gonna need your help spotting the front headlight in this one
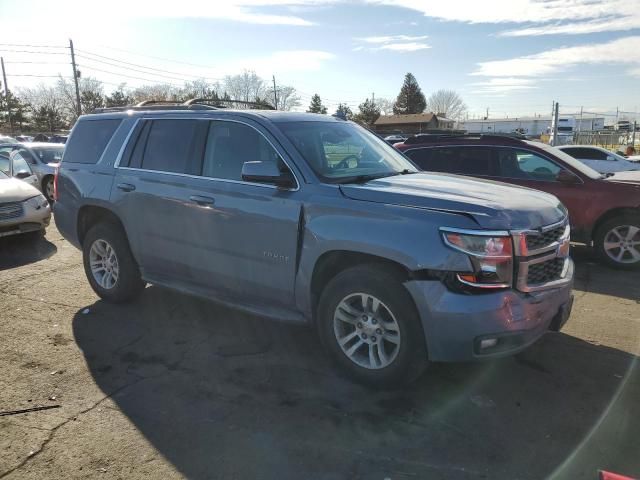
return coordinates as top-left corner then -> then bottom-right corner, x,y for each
24,194 -> 49,210
441,228 -> 514,289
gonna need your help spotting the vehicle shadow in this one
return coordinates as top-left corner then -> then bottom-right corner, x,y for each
0,232 -> 57,270
73,286 -> 639,480
571,245 -> 640,302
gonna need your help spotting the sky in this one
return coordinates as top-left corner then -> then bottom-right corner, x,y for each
1,0 -> 639,120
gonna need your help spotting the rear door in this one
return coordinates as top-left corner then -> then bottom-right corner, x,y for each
111,118 -> 209,281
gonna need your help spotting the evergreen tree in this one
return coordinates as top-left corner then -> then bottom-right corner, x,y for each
307,94 -> 327,114
334,103 -> 353,120
393,73 -> 426,115
354,98 -> 380,125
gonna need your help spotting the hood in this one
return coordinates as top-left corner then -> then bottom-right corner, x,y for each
339,173 -> 566,230
0,177 -> 42,202
606,170 -> 640,185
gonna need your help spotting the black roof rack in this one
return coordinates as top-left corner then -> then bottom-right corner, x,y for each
402,132 -> 526,145
92,97 -> 275,114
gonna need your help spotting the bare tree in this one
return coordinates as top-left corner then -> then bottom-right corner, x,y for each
375,98 -> 394,116
265,85 -> 301,111
223,70 -> 266,103
19,83 -> 67,131
426,89 -> 468,121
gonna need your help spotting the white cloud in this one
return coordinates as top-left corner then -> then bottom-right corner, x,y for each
353,34 -> 430,53
471,77 -> 538,94
379,42 -> 431,51
357,34 -> 429,44
472,36 -> 640,78
367,0 -> 640,36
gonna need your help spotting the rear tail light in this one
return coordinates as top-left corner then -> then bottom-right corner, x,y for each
53,167 -> 59,201
441,229 -> 514,289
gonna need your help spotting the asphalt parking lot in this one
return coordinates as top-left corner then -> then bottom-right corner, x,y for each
0,222 -> 639,480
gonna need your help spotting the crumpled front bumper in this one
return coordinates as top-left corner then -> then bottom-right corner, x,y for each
404,259 -> 574,362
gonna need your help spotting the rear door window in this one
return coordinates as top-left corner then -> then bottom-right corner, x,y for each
406,148 -> 458,173
11,151 -> 33,175
63,119 -> 121,164
139,120 -> 207,175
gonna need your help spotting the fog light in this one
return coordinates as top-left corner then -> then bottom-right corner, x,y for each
480,338 -> 498,349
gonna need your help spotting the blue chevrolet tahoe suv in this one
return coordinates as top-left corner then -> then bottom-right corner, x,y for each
54,102 -> 574,387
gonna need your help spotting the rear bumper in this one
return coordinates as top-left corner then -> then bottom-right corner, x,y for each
405,260 -> 574,362
52,200 -> 81,248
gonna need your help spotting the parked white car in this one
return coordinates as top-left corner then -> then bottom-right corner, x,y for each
557,145 -> 640,174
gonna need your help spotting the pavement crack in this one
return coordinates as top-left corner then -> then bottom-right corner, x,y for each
0,377 -> 146,479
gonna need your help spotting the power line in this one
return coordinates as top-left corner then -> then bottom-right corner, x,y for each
4,61 -> 69,65
93,44 -> 226,70
0,49 -> 68,55
0,43 -> 67,49
7,74 -> 72,78
78,64 -> 185,87
76,55 -> 209,83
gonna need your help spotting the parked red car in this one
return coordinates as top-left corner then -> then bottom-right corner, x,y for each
395,134 -> 640,269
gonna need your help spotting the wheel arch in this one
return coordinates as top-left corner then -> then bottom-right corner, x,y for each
309,250 -> 412,320
591,207 -> 640,241
77,204 -> 126,247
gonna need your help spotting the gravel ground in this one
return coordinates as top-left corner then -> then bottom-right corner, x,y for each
0,222 -> 638,480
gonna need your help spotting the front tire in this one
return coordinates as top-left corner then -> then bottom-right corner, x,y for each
82,222 -> 145,303
594,215 -> 640,269
316,264 -> 428,388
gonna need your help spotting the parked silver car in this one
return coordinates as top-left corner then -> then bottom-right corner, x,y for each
0,170 -> 51,238
0,143 -> 64,202
0,148 -> 40,190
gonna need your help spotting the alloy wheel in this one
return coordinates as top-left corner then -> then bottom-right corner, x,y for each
603,225 -> 640,264
89,239 -> 119,289
333,293 -> 401,370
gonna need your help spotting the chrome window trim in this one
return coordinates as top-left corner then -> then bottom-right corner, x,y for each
113,116 -> 300,191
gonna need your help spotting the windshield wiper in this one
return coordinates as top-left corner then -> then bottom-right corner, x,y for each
332,173 -> 391,184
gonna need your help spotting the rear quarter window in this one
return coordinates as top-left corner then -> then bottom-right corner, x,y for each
63,119 -> 121,164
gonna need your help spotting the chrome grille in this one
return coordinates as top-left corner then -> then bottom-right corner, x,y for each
527,258 -> 566,285
0,202 -> 23,221
525,224 -> 566,251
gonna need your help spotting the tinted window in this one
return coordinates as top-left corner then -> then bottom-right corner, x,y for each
141,120 -> 206,175
497,149 -> 561,181
562,147 -> 607,160
64,119 -> 121,164
456,148 -> 495,176
202,121 -> 281,181
407,148 -> 455,173
0,157 -> 9,175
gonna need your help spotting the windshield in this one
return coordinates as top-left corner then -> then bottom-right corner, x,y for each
526,141 -> 603,180
277,121 -> 417,183
31,146 -> 64,163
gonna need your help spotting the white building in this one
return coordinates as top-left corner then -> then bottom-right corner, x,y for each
461,116 -> 605,136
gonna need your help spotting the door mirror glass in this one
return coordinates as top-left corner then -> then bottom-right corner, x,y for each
241,161 -> 295,189
556,169 -> 581,184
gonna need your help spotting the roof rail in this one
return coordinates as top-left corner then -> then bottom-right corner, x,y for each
184,98 -> 276,110
402,132 -> 526,145
136,100 -> 183,107
91,104 -> 217,114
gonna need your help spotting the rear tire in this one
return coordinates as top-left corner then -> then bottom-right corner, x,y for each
43,176 -> 55,204
594,215 -> 640,269
82,222 -> 145,303
316,264 -> 428,388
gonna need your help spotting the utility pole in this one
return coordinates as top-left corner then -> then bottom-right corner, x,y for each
485,107 -> 489,120
69,39 -> 82,117
1,57 -> 13,134
578,106 -> 583,136
551,101 -> 560,146
372,91 -> 375,105
272,75 -> 278,110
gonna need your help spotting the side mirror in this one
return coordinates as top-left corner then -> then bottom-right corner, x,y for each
241,161 -> 295,189
15,170 -> 31,179
556,169 -> 580,184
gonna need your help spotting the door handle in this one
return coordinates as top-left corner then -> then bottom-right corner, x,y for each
117,183 -> 136,192
189,195 -> 215,206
